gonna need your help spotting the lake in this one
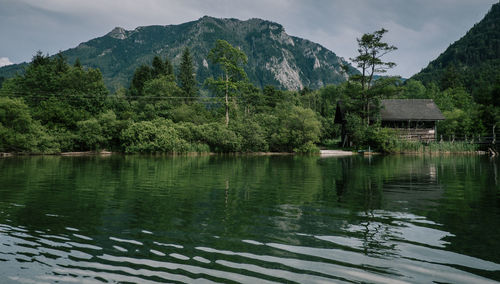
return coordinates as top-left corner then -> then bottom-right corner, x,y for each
1,155 -> 499,283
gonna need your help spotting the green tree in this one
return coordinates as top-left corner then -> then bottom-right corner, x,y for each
73,58 -> 82,69
1,52 -> 108,129
165,57 -> 174,76
130,65 -> 153,96
440,64 -> 463,90
401,80 -> 428,99
178,48 -> 197,102
270,105 -> 321,152
350,29 -> 397,124
152,56 -> 167,77
142,75 -> 180,98
0,97 -> 58,153
206,40 -> 248,126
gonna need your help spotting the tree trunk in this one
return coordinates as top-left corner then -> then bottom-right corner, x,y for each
225,73 -> 229,126
361,62 -> 368,126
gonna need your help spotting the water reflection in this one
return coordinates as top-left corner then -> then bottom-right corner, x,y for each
0,155 -> 499,283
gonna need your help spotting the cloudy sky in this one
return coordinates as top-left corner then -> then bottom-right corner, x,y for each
0,0 -> 497,77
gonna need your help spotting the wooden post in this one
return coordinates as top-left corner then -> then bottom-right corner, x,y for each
493,125 -> 497,144
434,121 -> 438,141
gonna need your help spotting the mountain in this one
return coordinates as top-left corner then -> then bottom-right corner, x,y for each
412,2 -> 500,98
0,16 -> 354,92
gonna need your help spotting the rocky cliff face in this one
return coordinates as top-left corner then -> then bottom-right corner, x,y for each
0,16 -> 354,91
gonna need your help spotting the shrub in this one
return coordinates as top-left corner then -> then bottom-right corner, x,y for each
77,118 -> 105,150
367,128 -> 399,153
230,119 -> 269,152
344,113 -> 368,148
270,105 -> 321,152
194,123 -> 242,152
294,141 -> 320,153
120,118 -> 190,153
0,97 -> 59,153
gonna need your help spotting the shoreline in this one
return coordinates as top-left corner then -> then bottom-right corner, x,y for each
1,149 -> 489,157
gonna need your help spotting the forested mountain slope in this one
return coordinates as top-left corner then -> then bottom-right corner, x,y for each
0,16 -> 354,91
412,2 -> 500,107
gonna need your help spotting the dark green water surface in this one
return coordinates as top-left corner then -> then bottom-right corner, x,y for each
1,155 -> 499,283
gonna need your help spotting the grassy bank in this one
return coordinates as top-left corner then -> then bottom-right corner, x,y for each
391,141 -> 480,154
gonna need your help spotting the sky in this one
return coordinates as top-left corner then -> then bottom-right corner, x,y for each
0,0 -> 497,78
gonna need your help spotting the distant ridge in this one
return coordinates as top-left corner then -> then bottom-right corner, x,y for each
0,16 -> 356,91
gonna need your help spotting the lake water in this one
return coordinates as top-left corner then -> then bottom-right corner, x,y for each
0,155 -> 499,283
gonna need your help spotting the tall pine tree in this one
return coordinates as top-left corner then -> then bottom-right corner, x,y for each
350,28 -> 397,124
152,56 -> 167,77
165,57 -> 174,77
178,47 -> 197,102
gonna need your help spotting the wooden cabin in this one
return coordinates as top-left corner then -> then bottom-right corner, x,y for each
335,99 -> 445,145
379,99 -> 445,141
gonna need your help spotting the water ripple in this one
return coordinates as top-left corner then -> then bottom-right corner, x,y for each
1,156 -> 499,283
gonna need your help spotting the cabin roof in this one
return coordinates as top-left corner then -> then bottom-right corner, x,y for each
380,99 -> 445,121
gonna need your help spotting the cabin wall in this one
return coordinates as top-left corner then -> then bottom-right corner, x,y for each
381,121 -> 437,142
390,127 -> 436,141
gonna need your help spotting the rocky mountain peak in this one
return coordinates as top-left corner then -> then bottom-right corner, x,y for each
107,27 -> 128,40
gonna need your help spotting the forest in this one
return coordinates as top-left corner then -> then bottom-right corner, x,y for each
0,33 -> 498,154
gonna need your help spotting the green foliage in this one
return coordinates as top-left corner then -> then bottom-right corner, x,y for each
2,52 -> 108,134
208,40 -> 248,81
269,105 -> 321,152
428,87 -> 485,137
120,118 -> 190,153
130,65 -> 153,96
170,103 -> 209,124
438,109 -> 483,138
4,52 -> 107,112
152,56 -> 167,77
230,118 -> 269,152
350,29 -> 397,84
195,123 -> 242,152
142,75 -> 179,96
178,48 -> 197,100
76,110 -> 125,151
319,116 -> 340,142
0,97 -> 58,153
412,3 -> 500,131
3,22 -> 495,155
293,141 -> 320,154
343,113 -> 366,147
206,39 -> 248,125
400,80 -> 428,99
431,87 -> 474,112
413,3 -> 500,89
33,97 -> 86,130
349,28 -> 397,125
77,118 -> 106,150
390,140 -> 478,153
427,141 -> 479,153
366,128 -> 399,153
